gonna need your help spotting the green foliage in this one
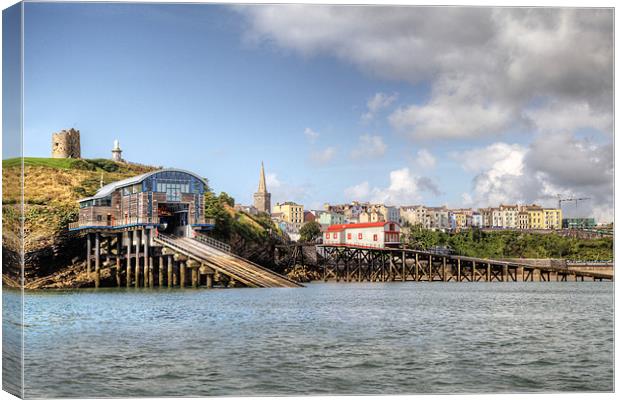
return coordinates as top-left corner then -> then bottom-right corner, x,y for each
204,191 -> 233,240
403,227 -> 613,261
299,221 -> 322,242
85,158 -> 120,172
218,192 -> 235,207
3,157 -> 79,169
3,157 -> 122,172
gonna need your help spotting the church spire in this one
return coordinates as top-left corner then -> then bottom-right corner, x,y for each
258,161 -> 267,193
253,161 -> 271,214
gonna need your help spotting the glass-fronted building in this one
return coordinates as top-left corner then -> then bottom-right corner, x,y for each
73,168 -> 213,235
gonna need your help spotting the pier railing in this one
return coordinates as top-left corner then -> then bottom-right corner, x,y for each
193,232 -> 232,253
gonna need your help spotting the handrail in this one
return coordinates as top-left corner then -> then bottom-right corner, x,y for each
193,232 -> 232,253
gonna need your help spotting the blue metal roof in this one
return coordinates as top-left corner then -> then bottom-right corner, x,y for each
78,168 -> 209,203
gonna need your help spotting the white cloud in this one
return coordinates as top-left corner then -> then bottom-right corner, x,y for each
239,7 -> 612,140
458,143 -> 526,174
344,167 -> 440,205
461,192 -> 473,205
266,173 -> 281,188
524,100 -> 613,135
389,76 -> 515,139
344,181 -> 370,199
304,127 -> 320,142
362,92 -> 398,122
310,146 -> 336,165
458,136 -> 613,221
350,134 -> 387,159
266,173 -> 311,203
414,148 -> 436,169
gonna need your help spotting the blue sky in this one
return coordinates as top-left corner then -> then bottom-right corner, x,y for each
19,3 -> 613,220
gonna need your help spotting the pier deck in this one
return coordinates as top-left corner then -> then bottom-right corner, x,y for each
318,245 -> 613,282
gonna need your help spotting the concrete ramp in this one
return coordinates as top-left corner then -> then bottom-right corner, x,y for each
153,234 -> 302,288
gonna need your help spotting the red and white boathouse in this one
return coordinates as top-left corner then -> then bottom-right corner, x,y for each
323,221 -> 401,248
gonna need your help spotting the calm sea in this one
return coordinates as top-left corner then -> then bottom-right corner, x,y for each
5,282 -> 614,397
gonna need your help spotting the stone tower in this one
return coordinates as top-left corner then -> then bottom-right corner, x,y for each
253,161 -> 271,214
111,139 -> 123,162
51,128 -> 81,158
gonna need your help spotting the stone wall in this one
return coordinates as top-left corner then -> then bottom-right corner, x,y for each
51,128 -> 81,158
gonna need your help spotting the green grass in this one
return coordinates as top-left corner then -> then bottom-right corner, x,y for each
3,157 -> 128,172
3,157 -> 80,169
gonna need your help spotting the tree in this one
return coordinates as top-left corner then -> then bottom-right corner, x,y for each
218,192 -> 235,207
299,221 -> 322,242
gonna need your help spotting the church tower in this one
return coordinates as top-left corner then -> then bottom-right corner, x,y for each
253,161 -> 271,214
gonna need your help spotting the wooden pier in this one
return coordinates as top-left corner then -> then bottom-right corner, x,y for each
319,245 -> 613,282
83,228 -> 301,289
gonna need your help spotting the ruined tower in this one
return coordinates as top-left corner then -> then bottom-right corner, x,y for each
253,161 -> 271,214
51,128 -> 81,158
111,139 -> 123,162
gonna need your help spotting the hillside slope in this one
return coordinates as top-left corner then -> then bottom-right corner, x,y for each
2,157 -> 289,288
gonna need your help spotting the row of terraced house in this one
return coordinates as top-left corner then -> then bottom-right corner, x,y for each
319,202 -> 563,232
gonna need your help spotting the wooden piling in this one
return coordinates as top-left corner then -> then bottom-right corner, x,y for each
135,230 -> 141,288
94,233 -> 100,288
487,263 -> 491,282
502,264 -> 508,282
86,233 -> 92,279
472,261 -> 476,282
149,256 -> 154,288
414,253 -> 419,281
442,257 -> 447,282
457,259 -> 461,282
180,262 -> 186,288
126,231 -> 132,287
158,256 -> 164,287
115,233 -> 122,287
192,268 -> 198,288
143,229 -> 149,288
168,256 -> 173,287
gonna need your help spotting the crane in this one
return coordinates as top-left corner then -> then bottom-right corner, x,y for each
557,195 -> 591,210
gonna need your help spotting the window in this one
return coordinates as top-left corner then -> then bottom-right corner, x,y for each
334,233 -> 338,239
347,233 -> 351,240
326,233 -> 330,239
373,234 -> 378,241
96,215 -> 102,222
358,233 -> 363,240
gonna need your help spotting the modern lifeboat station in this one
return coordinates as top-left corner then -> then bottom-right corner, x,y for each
70,168 -> 301,289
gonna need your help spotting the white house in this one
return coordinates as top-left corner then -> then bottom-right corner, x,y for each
323,221 -> 401,248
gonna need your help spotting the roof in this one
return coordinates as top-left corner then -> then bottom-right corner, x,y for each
326,221 -> 400,232
79,168 -> 209,202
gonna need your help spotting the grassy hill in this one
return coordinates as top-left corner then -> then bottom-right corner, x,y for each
3,158 -> 158,252
2,157 -> 284,272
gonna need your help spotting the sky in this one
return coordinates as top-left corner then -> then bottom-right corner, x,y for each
18,3 -> 613,221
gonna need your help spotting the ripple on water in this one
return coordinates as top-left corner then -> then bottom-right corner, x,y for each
13,281 -> 614,397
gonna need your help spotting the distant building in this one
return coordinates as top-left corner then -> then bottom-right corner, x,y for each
52,128 -> 81,159
253,162 -> 271,214
471,212 -> 483,227
323,221 -> 401,249
359,210 -> 384,223
304,211 -> 316,223
400,205 -> 429,228
111,139 -> 123,162
518,211 -> 529,229
235,204 -> 258,215
273,201 -> 304,227
563,218 -> 596,229
319,211 -> 345,226
427,206 -> 450,230
543,208 -> 562,229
